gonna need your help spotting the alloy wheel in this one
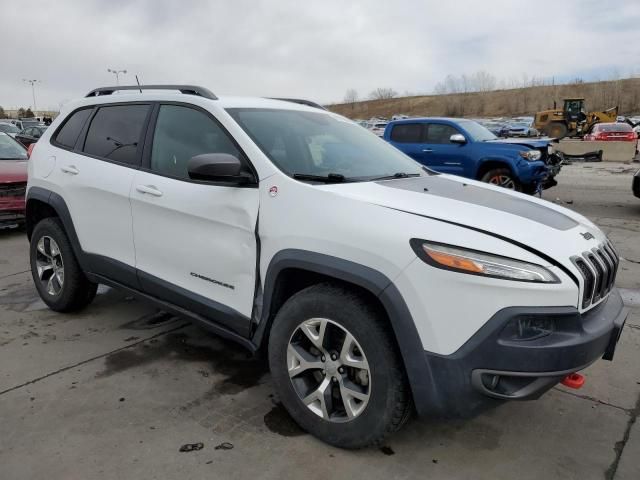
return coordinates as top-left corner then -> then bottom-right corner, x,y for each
35,236 -> 65,296
489,174 -> 516,189
287,318 -> 371,422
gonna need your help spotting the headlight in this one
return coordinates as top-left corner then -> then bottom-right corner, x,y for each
410,240 -> 559,283
519,150 -> 542,161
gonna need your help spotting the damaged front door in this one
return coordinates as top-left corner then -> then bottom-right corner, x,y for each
130,103 -> 259,333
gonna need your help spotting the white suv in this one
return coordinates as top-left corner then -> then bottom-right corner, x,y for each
26,85 -> 628,448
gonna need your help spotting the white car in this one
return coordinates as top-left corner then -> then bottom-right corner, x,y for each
0,122 -> 21,138
368,121 -> 388,136
26,85 -> 628,448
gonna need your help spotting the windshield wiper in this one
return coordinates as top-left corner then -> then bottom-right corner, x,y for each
292,173 -> 349,183
371,172 -> 421,181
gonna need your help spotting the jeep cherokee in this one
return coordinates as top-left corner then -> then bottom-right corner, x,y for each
26,85 -> 628,448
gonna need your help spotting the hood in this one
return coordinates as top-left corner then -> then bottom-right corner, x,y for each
321,174 -> 605,271
0,160 -> 28,183
488,138 -> 550,149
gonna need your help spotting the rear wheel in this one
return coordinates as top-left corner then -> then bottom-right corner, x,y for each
481,168 -> 521,191
268,284 -> 412,448
544,122 -> 568,139
30,218 -> 97,312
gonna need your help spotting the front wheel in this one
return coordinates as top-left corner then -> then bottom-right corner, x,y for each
268,284 -> 412,448
480,168 -> 522,191
544,122 -> 568,139
30,218 -> 97,312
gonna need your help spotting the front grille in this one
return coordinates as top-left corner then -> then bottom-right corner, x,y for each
0,182 -> 27,198
572,242 -> 619,309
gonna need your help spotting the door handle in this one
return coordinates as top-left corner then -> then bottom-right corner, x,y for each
422,149 -> 433,153
61,165 -> 79,175
136,185 -> 163,197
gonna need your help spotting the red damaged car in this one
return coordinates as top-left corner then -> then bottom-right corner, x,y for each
584,122 -> 637,142
0,133 -> 28,227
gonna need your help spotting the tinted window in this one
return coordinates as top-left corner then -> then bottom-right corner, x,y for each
425,124 -> 460,144
597,123 -> 632,132
55,108 -> 93,148
390,123 -> 423,143
83,105 -> 149,164
150,105 -> 242,180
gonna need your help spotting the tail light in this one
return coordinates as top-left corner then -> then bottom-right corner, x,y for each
27,143 -> 35,158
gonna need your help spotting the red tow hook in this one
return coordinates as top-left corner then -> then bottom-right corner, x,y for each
561,373 -> 585,389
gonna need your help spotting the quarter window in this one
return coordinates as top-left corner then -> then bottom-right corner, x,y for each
55,108 -> 93,149
424,124 -> 460,144
390,123 -> 423,143
150,105 -> 242,180
83,105 -> 149,165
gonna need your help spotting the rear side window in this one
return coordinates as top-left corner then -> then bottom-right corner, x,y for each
150,105 -> 242,180
54,108 -> 93,148
390,123 -> 423,143
424,124 -> 460,144
83,105 -> 150,165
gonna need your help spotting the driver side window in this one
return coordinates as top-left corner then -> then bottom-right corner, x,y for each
425,124 -> 460,144
150,105 -> 242,180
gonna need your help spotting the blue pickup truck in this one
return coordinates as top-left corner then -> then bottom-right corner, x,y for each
383,117 -> 562,193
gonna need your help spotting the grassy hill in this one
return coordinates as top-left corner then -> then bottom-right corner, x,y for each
328,78 -> 640,120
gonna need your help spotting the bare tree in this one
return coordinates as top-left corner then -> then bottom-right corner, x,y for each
368,88 -> 398,100
433,82 -> 447,95
474,71 -> 496,92
343,88 -> 359,104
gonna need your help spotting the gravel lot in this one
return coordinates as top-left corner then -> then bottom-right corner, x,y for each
1,162 -> 639,480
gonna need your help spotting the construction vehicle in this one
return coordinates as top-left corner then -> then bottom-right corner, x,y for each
534,98 -> 618,139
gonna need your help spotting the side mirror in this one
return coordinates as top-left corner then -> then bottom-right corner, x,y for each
450,133 -> 466,144
187,153 -> 252,184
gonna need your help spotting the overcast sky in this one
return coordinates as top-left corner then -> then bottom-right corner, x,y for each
2,0 -> 639,111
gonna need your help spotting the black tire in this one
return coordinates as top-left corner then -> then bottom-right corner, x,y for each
480,168 -> 522,192
544,122 -> 568,139
30,217 -> 97,312
268,283 -> 412,449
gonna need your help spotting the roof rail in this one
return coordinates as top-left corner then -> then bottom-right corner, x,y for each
268,98 -> 327,110
85,85 -> 217,100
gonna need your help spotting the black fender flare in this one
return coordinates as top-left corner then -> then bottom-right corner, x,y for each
26,186 -> 88,271
253,249 -> 443,415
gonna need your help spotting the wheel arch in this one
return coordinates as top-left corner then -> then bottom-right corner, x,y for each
254,249 -> 443,415
26,187 -> 86,269
476,159 -> 515,181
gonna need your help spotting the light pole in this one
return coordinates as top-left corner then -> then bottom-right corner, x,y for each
22,79 -> 40,113
107,68 -> 127,85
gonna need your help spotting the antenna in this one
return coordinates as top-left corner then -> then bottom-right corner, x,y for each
135,75 -> 142,93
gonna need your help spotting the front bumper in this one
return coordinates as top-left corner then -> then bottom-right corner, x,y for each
418,289 -> 628,417
517,159 -> 548,185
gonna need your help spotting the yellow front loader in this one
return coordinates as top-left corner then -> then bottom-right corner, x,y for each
534,98 -> 618,139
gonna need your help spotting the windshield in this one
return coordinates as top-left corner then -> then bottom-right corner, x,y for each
459,120 -> 497,142
226,108 -> 424,181
0,134 -> 27,160
0,123 -> 20,134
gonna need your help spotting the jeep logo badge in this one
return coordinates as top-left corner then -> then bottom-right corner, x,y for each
581,232 -> 595,240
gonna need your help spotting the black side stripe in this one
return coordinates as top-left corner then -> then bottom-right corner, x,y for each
380,205 -> 579,287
